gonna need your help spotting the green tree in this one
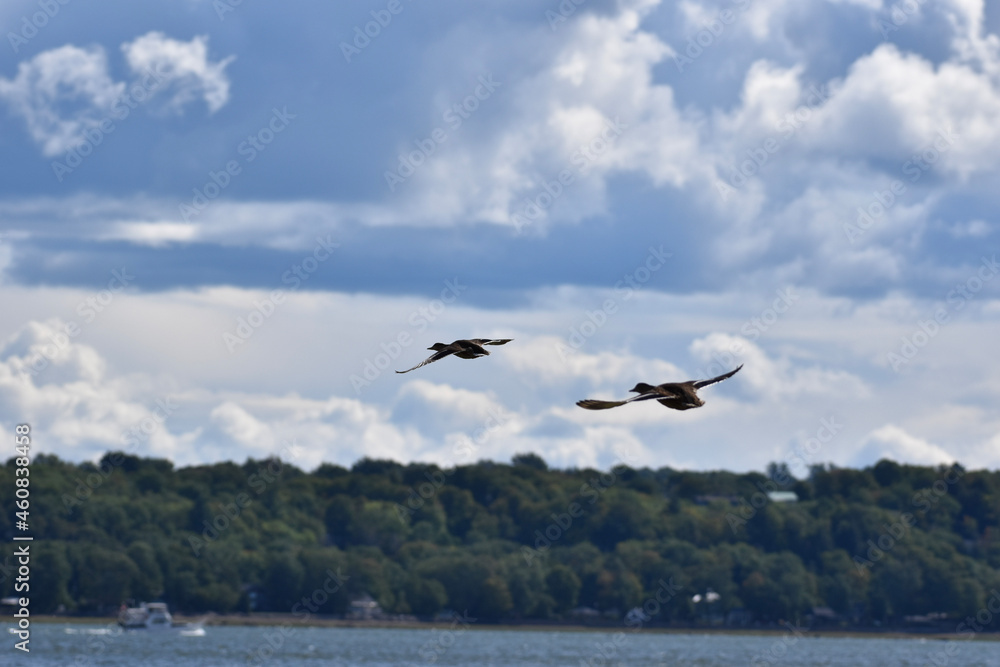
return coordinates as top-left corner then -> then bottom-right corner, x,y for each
33,543 -> 72,612
546,564 -> 581,613
262,553 -> 305,611
404,577 -> 448,616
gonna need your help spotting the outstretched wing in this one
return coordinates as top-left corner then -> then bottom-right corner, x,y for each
472,338 -> 513,346
693,364 -> 743,389
396,349 -> 454,374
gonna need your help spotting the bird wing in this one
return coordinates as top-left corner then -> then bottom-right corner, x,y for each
395,348 -> 455,374
693,364 -> 743,389
472,338 -> 513,346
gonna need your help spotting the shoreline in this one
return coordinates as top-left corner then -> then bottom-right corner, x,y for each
17,614 -> 1000,641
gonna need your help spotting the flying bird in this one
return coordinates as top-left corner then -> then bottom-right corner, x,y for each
396,339 -> 513,374
576,364 -> 743,411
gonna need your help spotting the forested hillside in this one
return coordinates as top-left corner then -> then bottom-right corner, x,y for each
2,452 -> 998,629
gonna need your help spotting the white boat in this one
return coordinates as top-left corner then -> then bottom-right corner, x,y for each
119,602 -> 174,629
117,602 -> 207,635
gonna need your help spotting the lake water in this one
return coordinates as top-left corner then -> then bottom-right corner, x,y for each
6,622 -> 999,666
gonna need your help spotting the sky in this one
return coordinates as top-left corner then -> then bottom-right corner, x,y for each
1,0 -> 998,475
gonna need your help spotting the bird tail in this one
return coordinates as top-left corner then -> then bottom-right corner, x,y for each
576,399 -> 628,410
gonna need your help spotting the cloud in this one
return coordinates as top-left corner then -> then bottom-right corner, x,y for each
392,379 -> 507,434
508,336 -> 685,387
0,317 -> 411,469
689,332 -> 871,399
1,273 -> 999,473
209,401 -> 274,450
121,32 -> 235,114
805,43 -> 1000,176
0,33 -> 234,157
0,319 -> 150,456
2,1 -> 1000,477
375,0 -> 704,231
0,45 -> 125,156
853,423 -> 955,466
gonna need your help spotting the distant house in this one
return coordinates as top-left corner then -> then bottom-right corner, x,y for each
569,606 -> 600,619
904,612 -> 948,625
808,606 -> 840,625
347,594 -> 383,620
766,491 -> 798,503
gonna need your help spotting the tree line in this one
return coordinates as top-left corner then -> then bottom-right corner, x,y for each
1,451 -> 998,629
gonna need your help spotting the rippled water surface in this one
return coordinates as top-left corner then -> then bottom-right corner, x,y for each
8,623 -> 1000,666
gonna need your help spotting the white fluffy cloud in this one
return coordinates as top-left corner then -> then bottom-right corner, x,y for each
803,43 -> 1000,175
122,32 -> 235,114
0,45 -> 124,156
377,0 -> 706,231
853,424 -> 955,466
0,32 -> 233,156
507,336 -> 685,388
2,280 -> 996,473
689,332 -> 871,400
1,1 -> 999,477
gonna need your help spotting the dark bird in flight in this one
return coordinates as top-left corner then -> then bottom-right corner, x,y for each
396,339 -> 513,374
576,364 -> 743,411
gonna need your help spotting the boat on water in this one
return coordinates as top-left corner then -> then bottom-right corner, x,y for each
119,602 -> 173,629
118,602 -> 205,634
